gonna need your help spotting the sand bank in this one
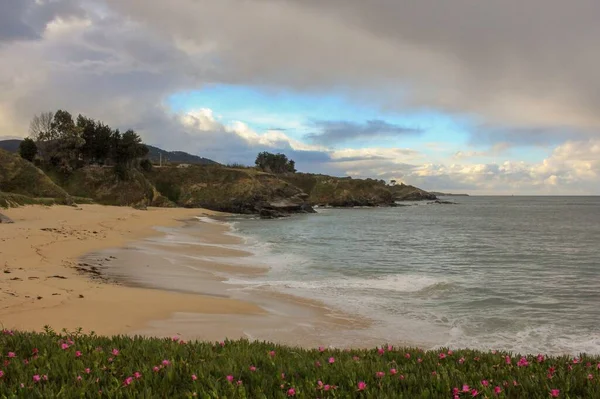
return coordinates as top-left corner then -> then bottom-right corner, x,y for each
0,205 -> 263,335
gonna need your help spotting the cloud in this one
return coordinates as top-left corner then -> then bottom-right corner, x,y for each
305,120 -> 423,145
0,0 -> 599,194
106,0 -> 600,132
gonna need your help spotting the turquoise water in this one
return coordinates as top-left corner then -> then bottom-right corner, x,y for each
225,196 -> 600,355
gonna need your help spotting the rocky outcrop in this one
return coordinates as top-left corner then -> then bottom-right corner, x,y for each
144,166 -> 314,217
279,173 -> 395,207
0,213 -> 14,223
389,183 -> 437,201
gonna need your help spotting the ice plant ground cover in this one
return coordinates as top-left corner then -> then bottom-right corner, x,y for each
1,329 -> 600,398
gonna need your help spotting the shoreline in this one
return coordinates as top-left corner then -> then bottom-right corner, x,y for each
0,204 -> 370,347
0,205 -> 264,336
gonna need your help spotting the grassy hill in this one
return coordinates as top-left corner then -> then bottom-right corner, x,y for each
0,149 -> 72,207
279,173 -> 395,207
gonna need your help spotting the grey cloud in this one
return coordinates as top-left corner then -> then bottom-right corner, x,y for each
0,0 -> 85,42
470,125 -> 596,147
107,0 -> 600,132
305,120 -> 422,145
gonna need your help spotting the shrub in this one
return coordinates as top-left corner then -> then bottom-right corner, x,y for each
0,330 -> 598,398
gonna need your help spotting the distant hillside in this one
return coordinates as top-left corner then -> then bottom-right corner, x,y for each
430,191 -> 469,197
146,145 -> 218,165
0,140 -> 218,166
0,139 -> 22,153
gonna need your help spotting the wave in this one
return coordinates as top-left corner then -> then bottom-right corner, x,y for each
225,273 -> 450,294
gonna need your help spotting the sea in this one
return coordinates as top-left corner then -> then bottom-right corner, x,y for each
216,196 -> 600,355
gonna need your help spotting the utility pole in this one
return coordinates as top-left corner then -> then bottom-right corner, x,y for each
159,153 -> 162,167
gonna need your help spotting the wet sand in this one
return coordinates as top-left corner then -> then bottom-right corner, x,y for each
0,205 -> 263,336
0,205 -> 372,347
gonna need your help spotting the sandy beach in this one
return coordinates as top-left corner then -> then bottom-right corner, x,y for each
0,205 -> 264,336
0,204 -> 367,346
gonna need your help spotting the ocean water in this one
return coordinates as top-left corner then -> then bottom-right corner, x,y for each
222,196 -> 600,355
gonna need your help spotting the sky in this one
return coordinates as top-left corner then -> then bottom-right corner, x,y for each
0,0 -> 599,195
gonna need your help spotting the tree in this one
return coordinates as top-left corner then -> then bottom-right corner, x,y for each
19,138 -> 38,162
390,179 -> 397,186
29,112 -> 54,141
255,151 -> 296,173
51,110 -> 85,172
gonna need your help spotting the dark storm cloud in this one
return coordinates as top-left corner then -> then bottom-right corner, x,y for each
305,120 -> 423,145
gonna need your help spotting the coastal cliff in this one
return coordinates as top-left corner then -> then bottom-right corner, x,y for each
1,148 -> 438,216
279,173 -> 395,207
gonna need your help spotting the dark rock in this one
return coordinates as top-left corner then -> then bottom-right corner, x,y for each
0,213 -> 14,224
430,200 -> 457,205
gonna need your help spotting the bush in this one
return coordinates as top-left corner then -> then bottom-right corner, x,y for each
140,159 -> 153,172
0,330 -> 597,398
18,138 -> 38,162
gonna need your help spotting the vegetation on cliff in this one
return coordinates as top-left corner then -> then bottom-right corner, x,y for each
280,173 -> 395,207
0,149 -> 70,203
389,183 -> 437,201
0,329 -> 594,398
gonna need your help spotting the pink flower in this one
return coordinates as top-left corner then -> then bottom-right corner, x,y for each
32,348 -> 38,354
7,352 -> 15,358
357,381 -> 366,391
439,353 -> 446,360
269,350 -> 276,358
318,346 -> 325,352
551,389 -> 560,397
418,358 -> 423,363
376,371 -> 385,378
237,380 -> 242,386
76,376 -> 82,381
471,389 -> 479,397
588,374 -> 594,380
315,361 -> 321,367
134,372 -> 142,379
33,374 -> 41,382
162,359 -> 171,366
153,366 -> 160,372
43,375 -> 48,381
513,380 -> 518,386
505,356 -> 511,364
0,370 -> 3,378
432,370 -> 437,376
219,341 -> 225,347
459,357 -> 465,364
287,388 -> 296,396
108,357 -> 113,363
353,356 -> 360,361
192,374 -> 198,381
226,375 -> 234,382
448,350 -> 453,355
405,353 -> 411,359
482,380 -> 489,387
494,386 -> 502,395
453,388 -> 460,395
537,354 -> 545,363
123,377 -> 133,386
399,374 -> 405,380
517,357 -> 529,367
172,336 -> 180,342
75,351 -> 82,358
390,368 -> 398,375
388,345 -> 393,351
573,358 -> 580,364
317,381 -> 324,388
462,385 -> 470,392
23,359 -> 28,365
85,368 -> 91,374
378,348 -> 385,355
250,366 -> 257,372
328,357 -> 335,364
61,343 -> 69,350
324,384 -> 330,391
281,373 -> 286,379
111,349 -> 119,356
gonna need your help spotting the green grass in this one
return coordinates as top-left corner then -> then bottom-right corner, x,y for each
0,329 -> 595,398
